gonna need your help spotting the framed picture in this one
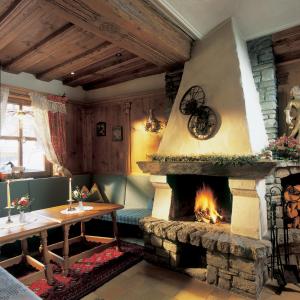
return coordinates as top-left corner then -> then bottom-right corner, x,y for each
96,122 -> 106,136
112,126 -> 123,142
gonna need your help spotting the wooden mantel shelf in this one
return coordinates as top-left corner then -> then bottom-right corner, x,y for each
137,160 -> 278,179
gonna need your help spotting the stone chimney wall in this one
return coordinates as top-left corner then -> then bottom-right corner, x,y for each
247,36 -> 278,141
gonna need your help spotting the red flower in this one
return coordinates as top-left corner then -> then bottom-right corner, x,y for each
19,198 -> 29,206
82,193 -> 87,199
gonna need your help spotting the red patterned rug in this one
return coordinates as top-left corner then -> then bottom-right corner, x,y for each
29,241 -> 143,300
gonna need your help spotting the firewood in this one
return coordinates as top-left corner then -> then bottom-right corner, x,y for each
287,203 -> 298,219
284,185 -> 300,202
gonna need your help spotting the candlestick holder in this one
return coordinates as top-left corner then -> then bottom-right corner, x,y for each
5,206 -> 13,224
67,199 -> 76,211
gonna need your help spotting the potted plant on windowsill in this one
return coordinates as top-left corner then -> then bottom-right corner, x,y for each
12,195 -> 31,223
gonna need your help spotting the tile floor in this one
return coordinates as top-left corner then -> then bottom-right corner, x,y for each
82,260 -> 300,300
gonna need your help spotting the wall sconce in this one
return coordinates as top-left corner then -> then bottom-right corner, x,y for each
145,109 -> 163,133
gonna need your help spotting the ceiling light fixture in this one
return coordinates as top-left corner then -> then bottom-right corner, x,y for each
70,72 -> 75,75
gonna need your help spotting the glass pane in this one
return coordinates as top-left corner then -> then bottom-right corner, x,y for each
23,140 -> 45,172
22,105 -> 35,138
0,140 -> 19,172
1,103 -> 19,137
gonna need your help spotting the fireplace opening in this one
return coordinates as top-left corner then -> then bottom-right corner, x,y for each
178,244 -> 207,268
167,175 -> 232,222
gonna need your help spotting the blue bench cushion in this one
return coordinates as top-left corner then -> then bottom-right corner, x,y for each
124,175 -> 154,209
101,208 -> 152,225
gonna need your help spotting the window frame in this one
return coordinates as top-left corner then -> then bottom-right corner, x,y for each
0,97 -> 52,178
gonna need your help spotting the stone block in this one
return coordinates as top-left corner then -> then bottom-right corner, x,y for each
163,240 -> 181,253
177,226 -> 197,243
166,224 -> 185,241
240,272 -> 257,281
190,230 -> 206,246
218,277 -> 231,290
290,167 -> 300,174
156,248 -> 170,258
275,168 -> 290,178
202,232 -> 221,251
157,255 -> 170,266
230,257 -> 256,275
216,233 -> 231,254
144,233 -> 151,244
264,118 -> 277,128
261,68 -> 275,81
184,268 -> 206,281
151,235 -> 163,248
207,252 -> 229,270
261,101 -> 277,110
218,269 -> 232,280
232,277 -> 258,295
170,252 -> 180,268
153,221 -> 175,238
207,265 -> 218,284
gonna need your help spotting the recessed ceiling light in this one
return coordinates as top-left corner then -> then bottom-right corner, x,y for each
116,52 -> 122,57
70,72 -> 75,75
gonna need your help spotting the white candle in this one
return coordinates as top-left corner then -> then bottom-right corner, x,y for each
7,180 -> 11,208
69,178 -> 72,200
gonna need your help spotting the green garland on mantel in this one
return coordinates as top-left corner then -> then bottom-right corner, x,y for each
148,154 -> 260,166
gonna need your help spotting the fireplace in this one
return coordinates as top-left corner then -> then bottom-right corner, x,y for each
167,175 -> 232,223
138,19 -> 275,298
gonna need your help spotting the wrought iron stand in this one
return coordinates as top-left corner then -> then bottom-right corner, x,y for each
266,186 -> 300,294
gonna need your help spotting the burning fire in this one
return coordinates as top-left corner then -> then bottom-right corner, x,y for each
194,184 -> 223,224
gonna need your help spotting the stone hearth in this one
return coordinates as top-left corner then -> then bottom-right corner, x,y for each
140,217 -> 270,298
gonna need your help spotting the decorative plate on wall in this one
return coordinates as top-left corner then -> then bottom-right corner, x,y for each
179,85 -> 205,115
188,106 -> 218,140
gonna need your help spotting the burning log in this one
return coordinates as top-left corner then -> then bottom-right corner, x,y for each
283,185 -> 300,228
194,184 -> 223,224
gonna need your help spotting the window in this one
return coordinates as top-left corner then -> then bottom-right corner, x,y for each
0,101 -> 48,175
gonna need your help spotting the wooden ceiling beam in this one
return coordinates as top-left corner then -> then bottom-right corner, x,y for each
83,64 -> 163,90
42,0 -> 191,68
66,56 -> 142,87
63,52 -> 137,86
36,42 -> 119,81
3,23 -> 81,73
0,0 -> 46,52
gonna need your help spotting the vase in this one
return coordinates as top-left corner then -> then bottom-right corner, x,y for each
78,201 -> 84,211
19,211 -> 26,223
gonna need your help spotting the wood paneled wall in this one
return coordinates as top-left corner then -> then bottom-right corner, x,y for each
85,89 -> 168,175
65,102 -> 84,174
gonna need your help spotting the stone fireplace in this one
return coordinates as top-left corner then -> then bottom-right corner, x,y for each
137,19 -> 277,298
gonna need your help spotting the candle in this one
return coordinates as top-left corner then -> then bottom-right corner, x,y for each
7,180 -> 11,208
69,178 -> 72,200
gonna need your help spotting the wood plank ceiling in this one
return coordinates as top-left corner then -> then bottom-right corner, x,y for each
273,25 -> 300,66
0,0 -> 192,90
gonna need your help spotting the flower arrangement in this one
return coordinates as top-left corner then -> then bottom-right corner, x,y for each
12,194 -> 30,211
72,186 -> 90,201
267,135 -> 300,160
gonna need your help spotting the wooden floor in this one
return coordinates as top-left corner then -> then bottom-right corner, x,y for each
82,260 -> 300,300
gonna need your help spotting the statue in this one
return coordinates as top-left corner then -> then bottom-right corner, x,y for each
284,86 -> 300,142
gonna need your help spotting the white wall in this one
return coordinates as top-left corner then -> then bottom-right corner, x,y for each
86,73 -> 165,101
158,19 -> 267,156
1,71 -> 86,101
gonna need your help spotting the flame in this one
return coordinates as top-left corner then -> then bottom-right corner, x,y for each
194,184 -> 222,224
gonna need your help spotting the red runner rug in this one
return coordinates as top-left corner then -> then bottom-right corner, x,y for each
29,242 -> 143,300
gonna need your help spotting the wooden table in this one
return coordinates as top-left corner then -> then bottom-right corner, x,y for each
0,212 -> 58,285
33,202 -> 123,275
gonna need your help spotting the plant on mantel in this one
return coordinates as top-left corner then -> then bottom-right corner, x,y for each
147,154 -> 261,166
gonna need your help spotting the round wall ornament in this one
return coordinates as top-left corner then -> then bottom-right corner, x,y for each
188,106 -> 218,140
179,85 -> 205,115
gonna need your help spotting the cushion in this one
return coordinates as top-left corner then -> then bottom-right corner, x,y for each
124,175 -> 154,209
101,208 -> 152,225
